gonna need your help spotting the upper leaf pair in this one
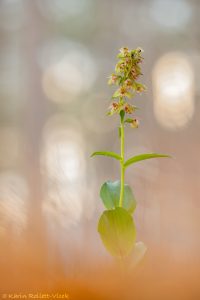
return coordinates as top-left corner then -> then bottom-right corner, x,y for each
91,151 -> 171,168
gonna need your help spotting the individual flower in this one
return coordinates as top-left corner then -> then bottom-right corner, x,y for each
130,67 -> 140,80
136,47 -> 144,53
110,102 -> 119,110
119,86 -> 128,97
115,61 -> 126,73
124,103 -> 134,114
124,57 -> 132,66
108,101 -> 123,116
131,48 -> 144,63
124,117 -> 139,128
112,86 -> 131,98
118,47 -> 130,57
135,83 -> 146,93
124,79 -> 133,89
108,73 -> 118,85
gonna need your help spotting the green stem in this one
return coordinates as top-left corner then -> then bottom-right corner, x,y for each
119,116 -> 125,207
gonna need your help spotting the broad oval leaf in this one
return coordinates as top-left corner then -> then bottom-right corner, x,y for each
98,207 -> 136,258
91,151 -> 121,161
124,153 -> 171,168
100,180 -> 136,214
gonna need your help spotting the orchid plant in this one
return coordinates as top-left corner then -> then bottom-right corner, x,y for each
91,47 -> 170,260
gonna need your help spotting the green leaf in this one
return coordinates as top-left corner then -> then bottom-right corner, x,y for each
124,153 -> 171,168
112,90 -> 120,98
98,207 -> 136,258
125,92 -> 134,98
117,53 -> 125,59
100,181 -> 136,214
124,118 -> 133,123
91,151 -> 122,161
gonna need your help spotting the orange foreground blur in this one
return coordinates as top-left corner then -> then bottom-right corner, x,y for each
1,231 -> 200,300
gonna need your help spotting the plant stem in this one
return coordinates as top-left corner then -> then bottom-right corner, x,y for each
119,117 -> 125,207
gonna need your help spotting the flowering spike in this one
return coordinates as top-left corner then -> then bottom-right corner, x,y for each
107,47 -> 145,125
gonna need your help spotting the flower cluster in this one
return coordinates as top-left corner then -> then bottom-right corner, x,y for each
107,47 -> 146,128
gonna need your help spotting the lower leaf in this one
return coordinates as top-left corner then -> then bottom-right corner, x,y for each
98,207 -> 136,258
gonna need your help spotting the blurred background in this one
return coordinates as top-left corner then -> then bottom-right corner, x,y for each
0,0 -> 200,298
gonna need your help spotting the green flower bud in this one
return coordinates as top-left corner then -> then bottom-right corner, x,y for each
130,119 -> 139,128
